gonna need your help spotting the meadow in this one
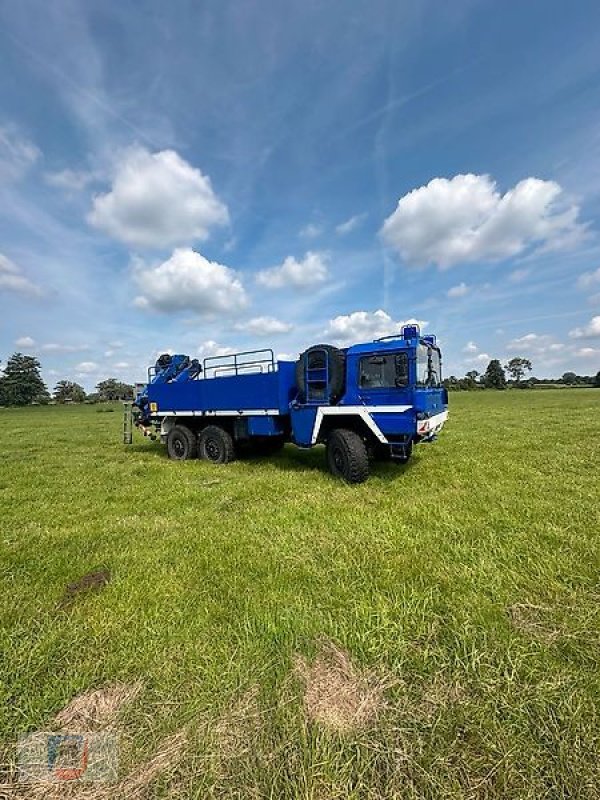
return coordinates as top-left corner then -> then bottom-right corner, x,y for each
1,389 -> 599,799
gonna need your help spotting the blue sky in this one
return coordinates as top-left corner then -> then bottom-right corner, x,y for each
1,0 -> 600,390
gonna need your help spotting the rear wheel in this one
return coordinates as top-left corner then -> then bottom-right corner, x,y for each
166,425 -> 197,460
326,429 -> 369,484
198,425 -> 236,464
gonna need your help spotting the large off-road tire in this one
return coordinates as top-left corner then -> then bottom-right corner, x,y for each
167,425 -> 197,460
198,425 -> 236,464
295,344 -> 346,404
326,429 -> 369,484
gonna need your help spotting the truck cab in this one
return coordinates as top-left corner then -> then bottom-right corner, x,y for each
289,325 -> 448,476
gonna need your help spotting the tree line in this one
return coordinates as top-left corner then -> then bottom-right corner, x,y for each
0,352 -> 134,406
445,357 -> 600,391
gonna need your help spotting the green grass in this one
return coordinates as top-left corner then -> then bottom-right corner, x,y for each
1,390 -> 599,798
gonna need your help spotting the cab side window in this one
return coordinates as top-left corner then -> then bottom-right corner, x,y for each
359,353 -> 408,388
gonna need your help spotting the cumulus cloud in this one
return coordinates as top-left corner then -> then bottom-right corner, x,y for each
0,124 -> 40,180
447,282 -> 469,298
569,316 -> 600,339
463,341 -> 478,353
133,248 -> 247,315
325,309 -> 427,346
75,361 -> 99,374
15,336 -> 36,348
506,333 -> 557,354
380,173 -> 585,268
335,214 -> 366,235
197,340 -> 236,359
577,268 -> 600,289
256,251 -> 329,289
0,254 -> 42,296
235,316 -> 292,335
88,148 -> 229,248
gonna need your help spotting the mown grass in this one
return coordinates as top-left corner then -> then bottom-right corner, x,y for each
1,390 -> 599,798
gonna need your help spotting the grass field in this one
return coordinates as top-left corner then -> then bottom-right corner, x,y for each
1,390 -> 599,799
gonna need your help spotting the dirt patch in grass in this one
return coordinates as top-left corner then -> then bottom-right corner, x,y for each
119,729 -> 188,798
507,603 -> 562,643
213,686 -> 261,763
60,569 -> 111,607
4,679 -> 188,800
53,681 -> 142,732
294,639 -> 394,734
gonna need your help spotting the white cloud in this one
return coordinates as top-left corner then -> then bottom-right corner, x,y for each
75,361 -> 99,373
506,333 -> 555,354
235,316 -> 292,336
256,251 -> 329,289
41,343 -> 89,353
88,147 -> 229,248
463,341 -> 478,353
577,268 -> 600,290
197,340 -> 235,359
0,253 -> 42,296
299,223 -> 322,239
335,214 -> 366,235
0,124 -> 40,180
45,168 -> 98,191
574,347 -> 600,358
133,248 -> 247,315
113,361 -> 130,369
15,336 -> 36,348
569,316 -> 600,339
469,352 -> 491,364
325,309 -> 427,346
380,173 -> 585,268
447,282 -> 469,298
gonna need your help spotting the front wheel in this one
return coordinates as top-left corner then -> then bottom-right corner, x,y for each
326,429 -> 369,484
198,425 -> 236,464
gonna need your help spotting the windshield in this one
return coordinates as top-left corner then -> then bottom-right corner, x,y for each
359,352 -> 409,389
417,344 -> 442,387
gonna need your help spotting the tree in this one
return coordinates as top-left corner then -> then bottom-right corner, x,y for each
562,371 -> 578,385
53,380 -> 86,403
0,353 -> 49,406
465,370 -> 480,389
594,371 -> 600,388
96,378 -> 134,401
484,359 -> 507,389
505,357 -> 532,384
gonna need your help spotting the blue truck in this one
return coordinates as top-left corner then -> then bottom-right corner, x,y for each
126,324 -> 448,483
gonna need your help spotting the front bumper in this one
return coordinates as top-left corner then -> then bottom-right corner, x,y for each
417,410 -> 448,438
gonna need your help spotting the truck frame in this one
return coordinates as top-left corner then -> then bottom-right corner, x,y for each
125,324 -> 448,483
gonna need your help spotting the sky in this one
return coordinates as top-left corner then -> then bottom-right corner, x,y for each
1,0 -> 600,390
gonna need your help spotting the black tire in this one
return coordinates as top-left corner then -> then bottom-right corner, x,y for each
295,344 -> 346,404
326,429 -> 369,484
167,425 -> 197,460
198,425 -> 236,464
